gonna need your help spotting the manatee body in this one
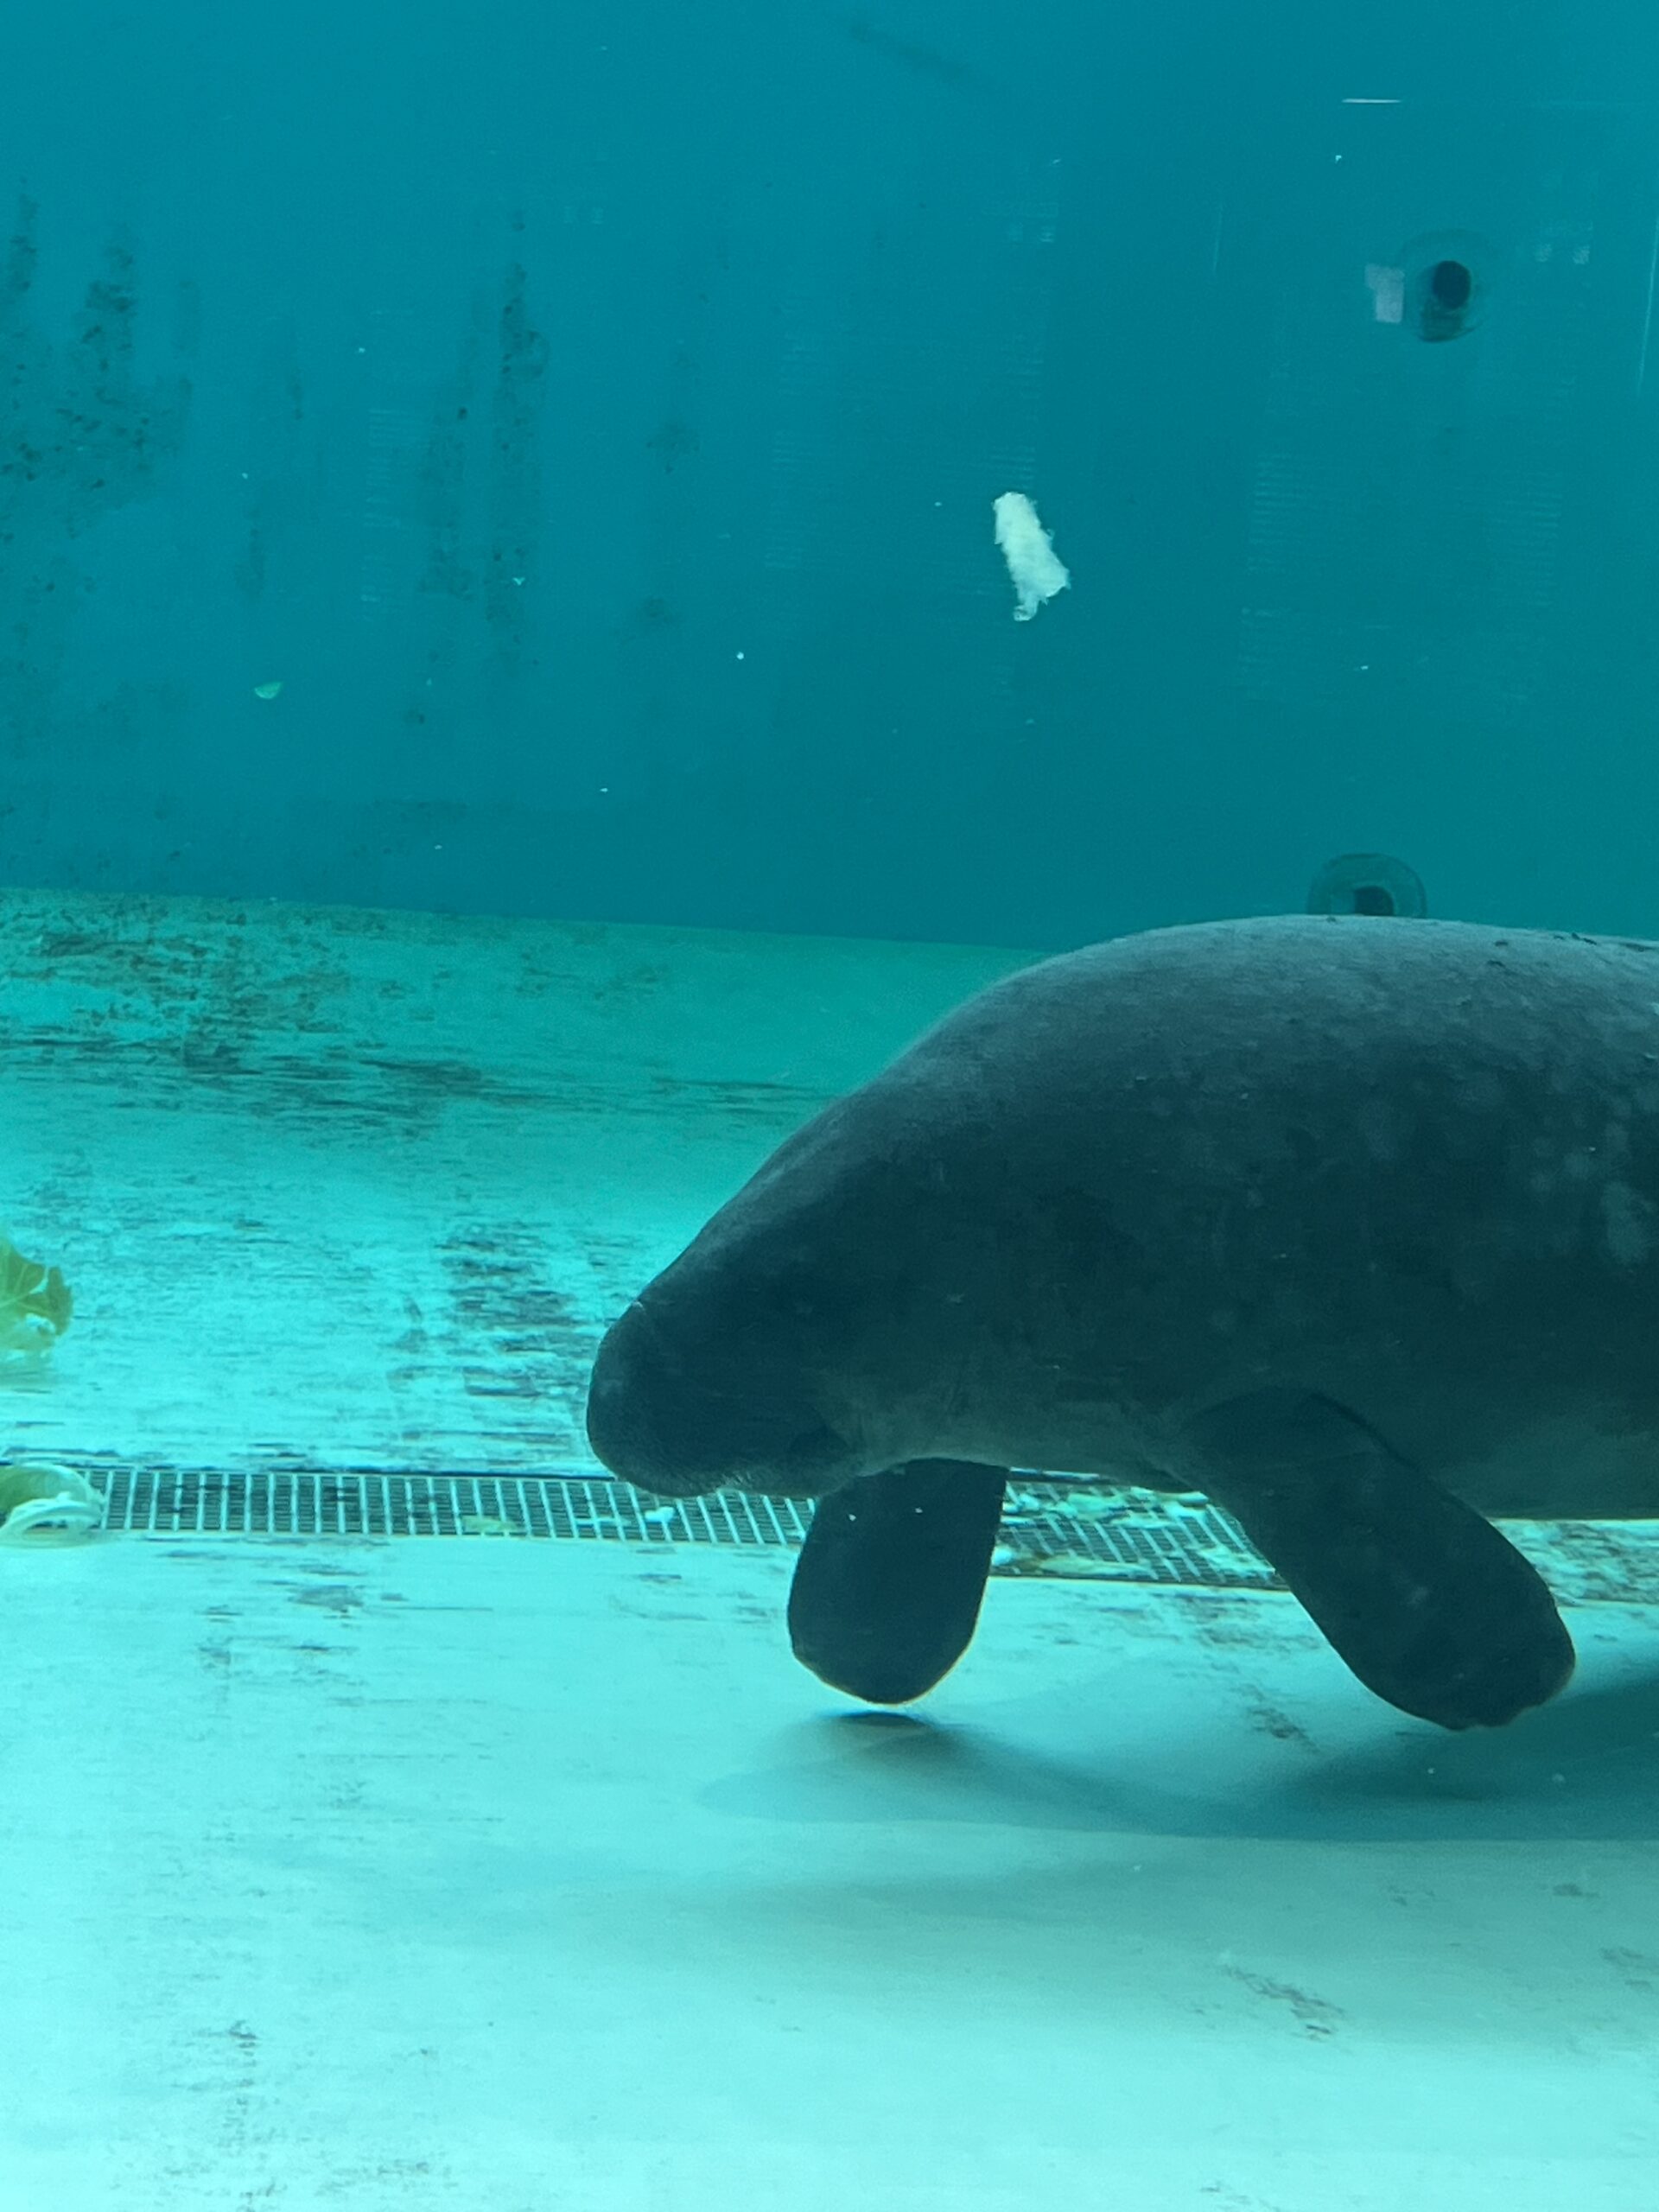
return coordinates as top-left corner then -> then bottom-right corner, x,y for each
586,915 -> 1659,1730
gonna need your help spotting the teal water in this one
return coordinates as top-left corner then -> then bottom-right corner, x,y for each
3,4 -> 1659,2207
3,4 -> 1658,944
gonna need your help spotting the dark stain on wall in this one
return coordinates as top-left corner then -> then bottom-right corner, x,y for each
645,416 -> 698,473
486,251 -> 548,670
16,226 -> 190,523
235,343 -> 312,609
416,307 -> 480,605
613,326 -> 703,801
0,195 -> 192,747
841,12 -> 977,89
404,294 -> 489,745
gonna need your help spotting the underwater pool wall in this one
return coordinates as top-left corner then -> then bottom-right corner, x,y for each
2,0 -> 1656,947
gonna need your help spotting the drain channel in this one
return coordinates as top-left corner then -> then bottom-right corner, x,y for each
39,1465 -> 1659,1606
83,1465 -> 1279,1590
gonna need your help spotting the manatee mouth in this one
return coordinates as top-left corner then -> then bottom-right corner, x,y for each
585,1297 -> 852,1500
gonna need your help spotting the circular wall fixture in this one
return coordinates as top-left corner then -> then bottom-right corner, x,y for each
1306,853 -> 1428,918
1394,228 -> 1496,342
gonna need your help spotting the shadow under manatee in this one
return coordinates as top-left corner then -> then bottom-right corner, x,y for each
705,1660 -> 1659,1845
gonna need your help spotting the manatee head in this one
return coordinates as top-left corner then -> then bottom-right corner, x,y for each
584,1106 -> 976,1500
585,1246 -> 873,1501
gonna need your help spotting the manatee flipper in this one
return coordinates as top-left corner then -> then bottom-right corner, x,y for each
786,1460 -> 1009,1706
1183,1389 -> 1575,1730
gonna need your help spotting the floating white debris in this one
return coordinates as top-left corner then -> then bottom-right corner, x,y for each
253,680 -> 283,701
993,491 -> 1071,622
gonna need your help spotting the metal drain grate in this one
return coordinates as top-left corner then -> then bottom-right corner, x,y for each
85,1465 -> 1279,1588
99,1466 -> 813,1547
998,1500 -> 1279,1588
66,1465 -> 1659,1604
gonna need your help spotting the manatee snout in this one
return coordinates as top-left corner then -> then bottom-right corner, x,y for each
585,1292 -> 853,1500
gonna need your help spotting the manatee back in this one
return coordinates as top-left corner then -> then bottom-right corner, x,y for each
823,916 -> 1659,1507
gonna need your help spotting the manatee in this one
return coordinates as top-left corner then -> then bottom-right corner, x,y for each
585,915 -> 1659,1731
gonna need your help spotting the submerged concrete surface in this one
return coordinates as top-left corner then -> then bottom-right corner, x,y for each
0,887 -> 1656,2208
3,1539 -> 1659,2211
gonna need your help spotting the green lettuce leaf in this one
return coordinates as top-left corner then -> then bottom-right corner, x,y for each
0,1236 -> 73,1357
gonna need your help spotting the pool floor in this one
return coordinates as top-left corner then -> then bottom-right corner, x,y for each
2,887 -> 1656,2209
